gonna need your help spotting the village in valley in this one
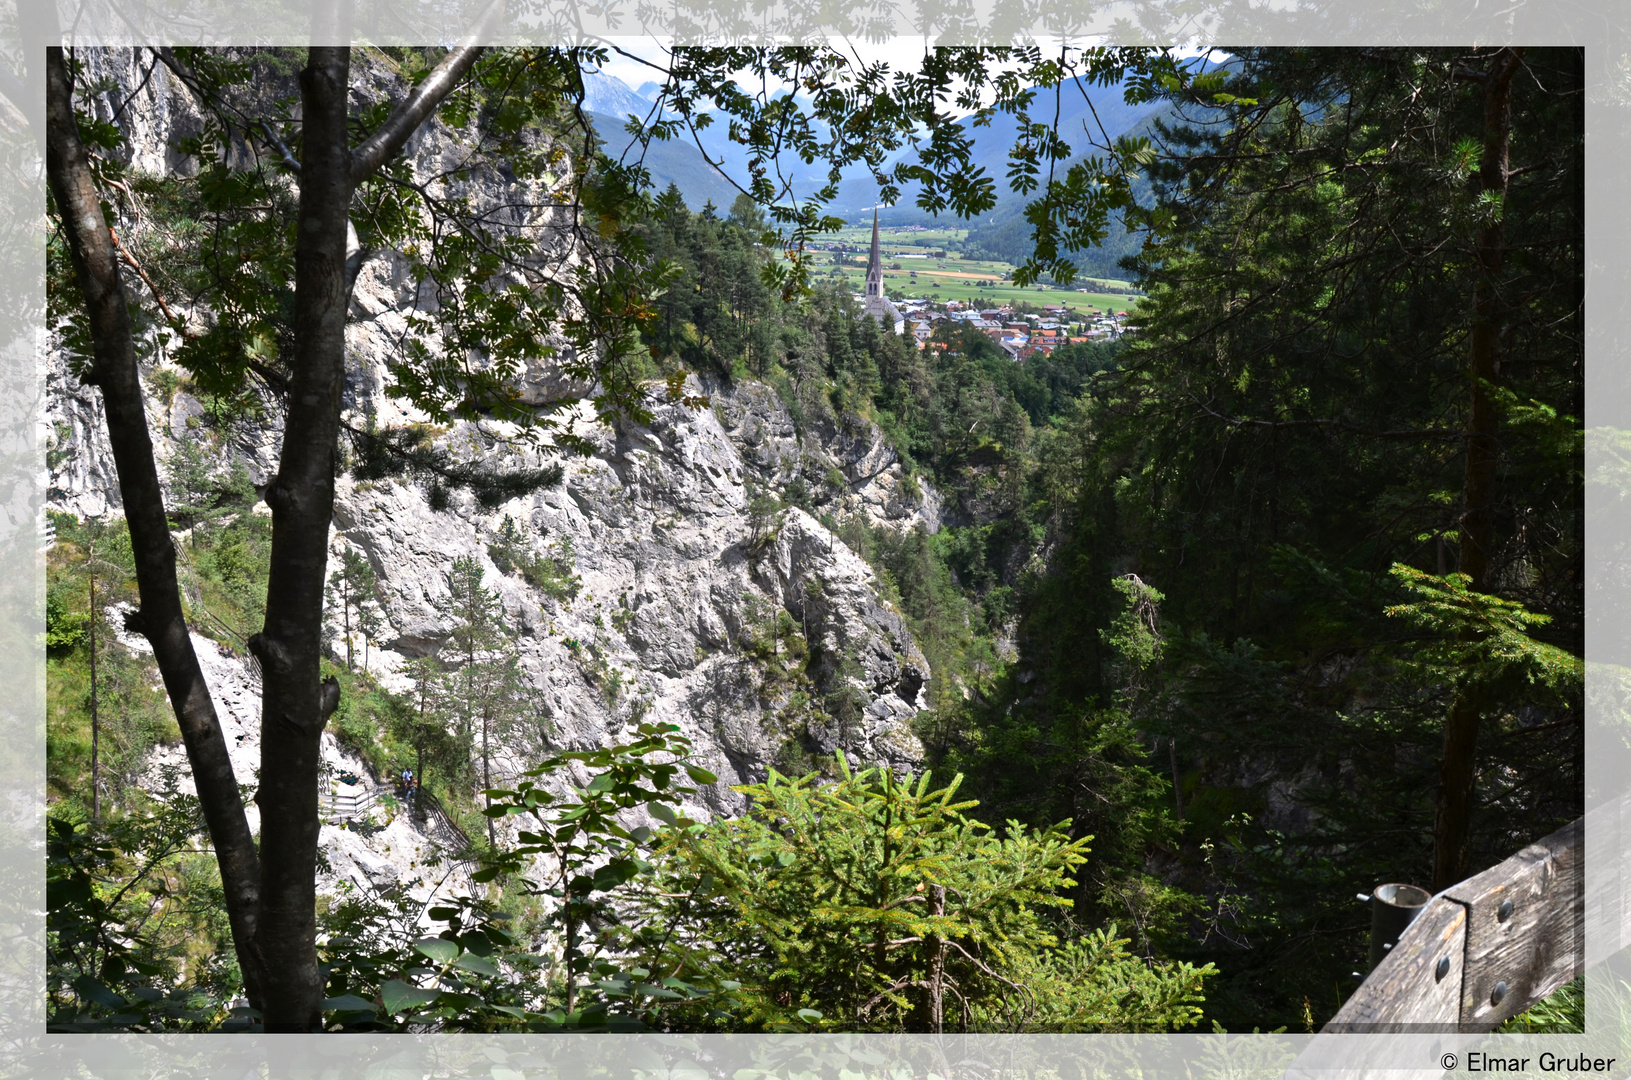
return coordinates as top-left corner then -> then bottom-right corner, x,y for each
898,297 -> 1134,361
835,210 -> 1139,359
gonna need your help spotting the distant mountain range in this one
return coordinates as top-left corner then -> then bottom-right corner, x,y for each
579,66 -> 1195,273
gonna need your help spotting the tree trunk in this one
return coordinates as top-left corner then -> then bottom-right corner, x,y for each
343,574 -> 352,671
925,883 -> 946,1034
246,41 -> 487,1028
54,37 -> 487,1032
44,47 -> 268,1011
564,886 -> 577,1015
1432,47 -> 1525,893
483,705 -> 494,847
247,45 -> 355,1032
1169,737 -> 1184,820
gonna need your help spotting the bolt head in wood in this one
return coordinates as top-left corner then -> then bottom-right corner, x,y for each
1436,957 -> 1450,981
1492,981 -> 1508,1006
1498,899 -> 1514,922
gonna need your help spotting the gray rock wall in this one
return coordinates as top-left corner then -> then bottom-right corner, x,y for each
328,370 -> 938,816
48,48 -> 944,830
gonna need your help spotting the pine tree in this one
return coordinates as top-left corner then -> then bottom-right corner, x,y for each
640,755 -> 1214,1032
326,546 -> 380,673
434,556 -> 522,846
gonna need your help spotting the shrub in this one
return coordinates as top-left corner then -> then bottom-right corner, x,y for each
639,756 -> 1215,1032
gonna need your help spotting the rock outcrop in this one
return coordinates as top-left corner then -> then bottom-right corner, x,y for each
327,369 -> 938,816
47,48 -> 945,888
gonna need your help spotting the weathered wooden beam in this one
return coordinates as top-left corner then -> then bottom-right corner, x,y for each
1324,895 -> 1467,1033
1323,816 -> 1582,1033
1446,816 -> 1583,1029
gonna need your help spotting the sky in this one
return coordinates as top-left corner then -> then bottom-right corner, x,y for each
596,37 -> 971,89
590,38 -> 1215,114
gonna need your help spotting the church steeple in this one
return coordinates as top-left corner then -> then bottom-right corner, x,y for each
857,204 -> 903,334
865,207 -> 883,299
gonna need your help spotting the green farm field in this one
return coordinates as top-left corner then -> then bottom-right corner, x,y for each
816,225 -> 1142,313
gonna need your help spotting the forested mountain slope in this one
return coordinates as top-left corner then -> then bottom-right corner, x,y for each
627,47 -> 1585,1030
46,46 -> 1220,1035
43,45 -> 1582,1036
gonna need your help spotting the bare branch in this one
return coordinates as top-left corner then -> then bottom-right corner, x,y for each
350,4 -> 504,181
107,227 -> 191,336
1188,396 -> 1464,442
152,47 -> 302,178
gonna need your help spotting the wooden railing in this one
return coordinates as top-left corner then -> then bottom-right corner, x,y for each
320,783 -> 379,822
1325,816 -> 1583,1033
411,787 -> 480,878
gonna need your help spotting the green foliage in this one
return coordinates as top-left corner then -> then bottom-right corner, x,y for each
45,579 -> 89,652
1102,574 -> 1164,676
950,696 -> 1189,948
317,888 -> 560,1031
1006,927 -> 1214,1032
479,721 -> 726,1027
50,47 -> 655,518
639,754 -> 1211,1032
738,592 -> 808,690
348,416 -> 565,512
1384,565 -> 1583,694
643,48 -> 1202,291
178,510 -> 273,645
487,514 -> 581,601
45,516 -> 179,811
326,544 -> 385,672
744,482 -> 784,555
430,557 -> 537,834
164,436 -> 257,532
385,657 -> 473,802
312,724 -> 743,1033
44,44 -> 1583,1040
323,664 -> 386,766
941,46 -> 1585,1032
47,783 -> 242,1032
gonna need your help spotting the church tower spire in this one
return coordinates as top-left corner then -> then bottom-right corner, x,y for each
865,207 -> 883,298
857,204 -> 903,334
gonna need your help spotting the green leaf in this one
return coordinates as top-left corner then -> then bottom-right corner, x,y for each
380,979 -> 439,1014
413,937 -> 460,965
685,765 -> 718,784
72,976 -> 124,1009
322,994 -> 380,1013
649,801 -> 679,826
453,952 -> 501,977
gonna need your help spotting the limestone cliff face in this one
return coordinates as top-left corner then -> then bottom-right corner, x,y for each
47,49 -> 943,830
325,369 -> 938,816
